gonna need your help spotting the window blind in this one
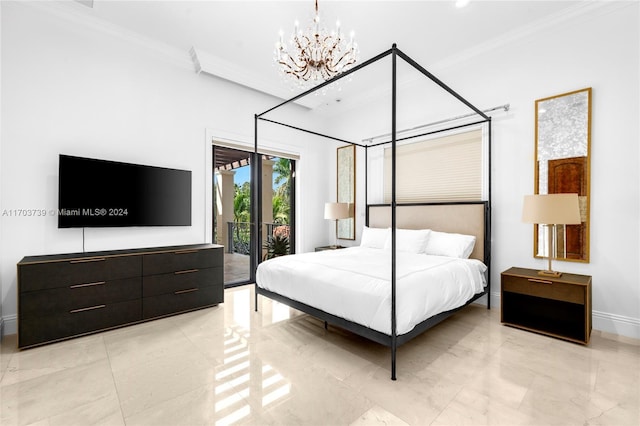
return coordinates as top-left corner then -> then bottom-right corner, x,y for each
383,129 -> 483,203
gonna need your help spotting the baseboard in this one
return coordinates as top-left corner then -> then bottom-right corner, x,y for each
593,310 -> 640,340
490,291 -> 500,309
470,291 -> 500,310
1,314 -> 17,338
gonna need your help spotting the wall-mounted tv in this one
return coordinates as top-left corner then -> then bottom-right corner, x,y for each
58,155 -> 192,228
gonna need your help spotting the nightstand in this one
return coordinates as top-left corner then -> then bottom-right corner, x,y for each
315,245 -> 345,252
501,267 -> 592,344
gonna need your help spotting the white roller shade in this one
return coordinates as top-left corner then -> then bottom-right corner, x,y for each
383,129 -> 483,203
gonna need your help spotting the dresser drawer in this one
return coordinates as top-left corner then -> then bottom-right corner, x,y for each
502,274 -> 584,304
19,299 -> 141,348
142,285 -> 223,319
19,277 -> 141,319
142,248 -> 222,275
142,267 -> 222,297
19,255 -> 141,292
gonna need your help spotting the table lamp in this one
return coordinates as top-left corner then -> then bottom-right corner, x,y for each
522,193 -> 581,277
324,202 -> 350,248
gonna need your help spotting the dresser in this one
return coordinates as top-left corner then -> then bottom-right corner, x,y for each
17,244 -> 223,348
501,267 -> 592,344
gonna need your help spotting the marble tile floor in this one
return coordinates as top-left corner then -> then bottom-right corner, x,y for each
1,285 -> 639,426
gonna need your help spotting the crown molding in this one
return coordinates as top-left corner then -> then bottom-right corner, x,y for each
21,1 -> 315,109
431,0 -> 623,72
18,1 -> 193,72
323,0 -> 626,118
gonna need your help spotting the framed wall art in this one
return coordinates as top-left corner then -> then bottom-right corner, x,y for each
337,145 -> 355,240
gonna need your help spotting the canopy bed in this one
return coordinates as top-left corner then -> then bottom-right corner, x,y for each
252,45 -> 492,380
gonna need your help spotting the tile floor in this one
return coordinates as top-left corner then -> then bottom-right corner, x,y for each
1,286 -> 639,425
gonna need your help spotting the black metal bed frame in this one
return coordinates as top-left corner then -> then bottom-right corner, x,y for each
252,44 -> 492,380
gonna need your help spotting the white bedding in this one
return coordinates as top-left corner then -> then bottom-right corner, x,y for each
256,246 -> 487,335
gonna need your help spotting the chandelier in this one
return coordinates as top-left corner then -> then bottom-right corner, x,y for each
275,0 -> 359,88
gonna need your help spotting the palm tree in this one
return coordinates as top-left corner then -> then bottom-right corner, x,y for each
233,181 -> 250,223
272,158 -> 291,224
272,194 -> 289,224
273,158 -> 291,198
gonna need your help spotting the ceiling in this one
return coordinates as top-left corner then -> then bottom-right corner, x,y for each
66,1 -> 589,110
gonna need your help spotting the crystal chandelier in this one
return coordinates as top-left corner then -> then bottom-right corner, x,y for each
275,0 -> 359,88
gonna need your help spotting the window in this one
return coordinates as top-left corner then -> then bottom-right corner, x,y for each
383,128 -> 485,203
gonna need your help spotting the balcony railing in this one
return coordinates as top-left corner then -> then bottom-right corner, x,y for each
227,222 -> 251,255
226,222 -> 291,255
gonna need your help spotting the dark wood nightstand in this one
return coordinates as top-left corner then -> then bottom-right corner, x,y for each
315,245 -> 345,252
501,267 -> 592,344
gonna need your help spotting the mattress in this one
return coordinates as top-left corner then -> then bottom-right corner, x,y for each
256,246 -> 487,335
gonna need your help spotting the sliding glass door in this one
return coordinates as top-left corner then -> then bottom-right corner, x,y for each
213,145 -> 295,288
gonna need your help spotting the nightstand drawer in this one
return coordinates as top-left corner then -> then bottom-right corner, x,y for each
502,275 -> 584,304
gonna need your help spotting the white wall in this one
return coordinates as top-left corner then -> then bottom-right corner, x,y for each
0,2 -> 332,335
0,1 -> 4,337
330,2 -> 640,338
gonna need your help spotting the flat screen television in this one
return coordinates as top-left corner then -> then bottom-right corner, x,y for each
58,155 -> 192,228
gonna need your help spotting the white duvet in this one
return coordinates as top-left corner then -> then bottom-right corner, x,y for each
256,246 -> 487,335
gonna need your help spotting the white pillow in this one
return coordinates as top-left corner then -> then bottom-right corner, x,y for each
424,230 -> 476,259
383,228 -> 431,254
360,226 -> 390,249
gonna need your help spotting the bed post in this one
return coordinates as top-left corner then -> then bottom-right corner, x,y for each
254,113 -> 260,312
364,146 -> 369,226
390,44 -> 398,381
487,119 -> 492,310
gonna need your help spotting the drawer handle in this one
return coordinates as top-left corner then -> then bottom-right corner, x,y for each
70,281 -> 106,289
175,269 -> 199,275
528,278 -> 553,285
174,288 -> 199,295
175,250 -> 199,255
70,304 -> 106,314
70,258 -> 106,264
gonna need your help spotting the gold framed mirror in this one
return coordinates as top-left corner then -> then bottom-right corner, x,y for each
534,87 -> 591,262
337,145 -> 355,240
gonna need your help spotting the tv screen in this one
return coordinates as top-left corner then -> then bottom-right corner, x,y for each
58,155 -> 192,228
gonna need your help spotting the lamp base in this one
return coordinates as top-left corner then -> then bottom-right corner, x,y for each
538,270 -> 562,278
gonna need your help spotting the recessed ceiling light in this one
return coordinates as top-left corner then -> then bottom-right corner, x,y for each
455,0 -> 470,8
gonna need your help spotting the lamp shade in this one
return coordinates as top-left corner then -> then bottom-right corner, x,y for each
522,194 -> 581,225
324,202 -> 350,220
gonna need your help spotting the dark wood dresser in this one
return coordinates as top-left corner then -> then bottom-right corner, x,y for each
17,244 -> 223,348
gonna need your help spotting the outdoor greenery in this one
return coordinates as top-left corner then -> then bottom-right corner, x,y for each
271,157 -> 291,224
263,234 -> 290,260
230,157 -> 291,255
